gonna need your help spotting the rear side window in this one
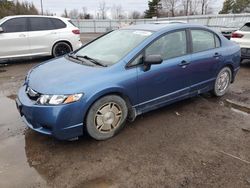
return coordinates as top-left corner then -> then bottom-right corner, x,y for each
1,18 -> 28,33
191,30 -> 220,53
240,23 -> 250,31
68,20 -> 76,27
50,18 -> 66,29
29,17 -> 54,31
145,30 -> 187,60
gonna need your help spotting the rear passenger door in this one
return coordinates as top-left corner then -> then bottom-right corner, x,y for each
188,29 -> 223,93
0,17 -> 29,58
27,17 -> 61,56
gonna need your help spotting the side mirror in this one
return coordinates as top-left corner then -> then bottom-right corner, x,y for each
143,54 -> 163,71
0,27 -> 3,33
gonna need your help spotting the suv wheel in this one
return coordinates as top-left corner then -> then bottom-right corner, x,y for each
52,42 -> 72,57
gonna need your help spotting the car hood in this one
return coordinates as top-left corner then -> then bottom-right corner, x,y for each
27,57 -> 107,94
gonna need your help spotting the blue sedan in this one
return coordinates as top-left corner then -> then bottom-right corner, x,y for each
16,23 -> 241,140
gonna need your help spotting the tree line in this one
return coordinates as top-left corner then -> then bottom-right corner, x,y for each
0,0 -> 38,19
145,0 -> 214,18
1,0 -> 250,20
220,0 -> 250,14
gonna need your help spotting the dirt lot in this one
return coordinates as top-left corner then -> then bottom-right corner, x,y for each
0,35 -> 250,188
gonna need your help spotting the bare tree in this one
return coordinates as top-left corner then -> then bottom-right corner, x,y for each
200,0 -> 210,15
69,9 -> 79,19
99,1 -> 108,19
181,0 -> 190,15
61,8 -> 68,18
111,4 -> 124,19
189,0 -> 200,15
163,0 -> 180,17
130,11 -> 141,19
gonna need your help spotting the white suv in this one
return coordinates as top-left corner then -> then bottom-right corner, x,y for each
0,15 -> 82,61
231,22 -> 250,60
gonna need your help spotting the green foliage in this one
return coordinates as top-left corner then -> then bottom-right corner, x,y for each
219,0 -> 234,13
233,0 -> 250,13
220,0 -> 250,14
144,0 -> 161,18
0,0 -> 39,18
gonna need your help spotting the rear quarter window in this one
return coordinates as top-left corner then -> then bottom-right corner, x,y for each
50,18 -> 66,29
240,23 -> 250,31
68,20 -> 77,27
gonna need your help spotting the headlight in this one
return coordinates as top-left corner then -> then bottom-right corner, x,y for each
38,94 -> 83,105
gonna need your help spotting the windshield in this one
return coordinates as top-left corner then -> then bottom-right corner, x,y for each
76,30 -> 153,65
0,17 -> 7,25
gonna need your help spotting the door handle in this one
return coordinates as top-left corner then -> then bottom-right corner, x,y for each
178,60 -> 190,68
51,32 -> 57,34
213,52 -> 222,58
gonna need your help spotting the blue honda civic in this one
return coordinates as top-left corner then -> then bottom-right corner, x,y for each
16,23 -> 241,140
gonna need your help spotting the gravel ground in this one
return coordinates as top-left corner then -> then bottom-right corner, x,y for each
0,34 -> 250,188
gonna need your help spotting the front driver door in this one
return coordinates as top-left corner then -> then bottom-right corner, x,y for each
135,30 -> 192,113
0,17 -> 29,59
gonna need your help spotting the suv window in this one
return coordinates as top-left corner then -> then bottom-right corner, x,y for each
50,18 -> 66,29
68,20 -> 77,27
191,29 -> 219,53
240,23 -> 250,31
29,17 -> 54,31
145,30 -> 187,60
1,18 -> 28,33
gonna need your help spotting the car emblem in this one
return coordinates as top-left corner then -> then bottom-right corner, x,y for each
26,87 -> 39,97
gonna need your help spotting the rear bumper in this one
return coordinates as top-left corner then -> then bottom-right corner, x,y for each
241,48 -> 250,59
72,40 -> 82,51
16,85 -> 85,140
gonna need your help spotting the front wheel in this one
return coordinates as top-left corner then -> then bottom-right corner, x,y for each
86,95 -> 128,140
52,42 -> 72,57
212,67 -> 232,97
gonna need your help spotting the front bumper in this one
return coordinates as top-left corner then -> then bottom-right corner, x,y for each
16,85 -> 85,140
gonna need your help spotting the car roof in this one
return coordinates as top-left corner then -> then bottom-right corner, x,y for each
122,23 -> 208,32
3,15 -> 70,21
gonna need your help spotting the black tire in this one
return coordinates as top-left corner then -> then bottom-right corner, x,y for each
212,67 -> 232,97
86,95 -> 128,140
52,42 -> 72,57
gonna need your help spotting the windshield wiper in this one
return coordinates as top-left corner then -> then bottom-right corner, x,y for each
76,55 -> 107,67
67,53 -> 84,62
67,53 -> 94,66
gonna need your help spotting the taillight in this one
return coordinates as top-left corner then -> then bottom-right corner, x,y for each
72,29 -> 80,35
231,32 -> 244,38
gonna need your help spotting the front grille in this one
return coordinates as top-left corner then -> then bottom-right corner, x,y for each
26,86 -> 40,101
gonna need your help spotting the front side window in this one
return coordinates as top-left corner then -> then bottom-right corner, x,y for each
1,18 -> 28,33
145,30 -> 187,60
29,17 -> 54,31
76,30 -> 153,65
191,30 -> 219,53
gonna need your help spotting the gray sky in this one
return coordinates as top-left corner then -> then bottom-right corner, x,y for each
22,0 -> 149,16
21,0 -> 224,17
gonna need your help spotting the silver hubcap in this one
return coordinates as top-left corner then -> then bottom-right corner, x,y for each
94,102 -> 122,133
217,71 -> 230,93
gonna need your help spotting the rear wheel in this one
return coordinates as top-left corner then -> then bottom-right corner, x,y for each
213,67 -> 232,97
86,95 -> 128,140
52,42 -> 72,57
